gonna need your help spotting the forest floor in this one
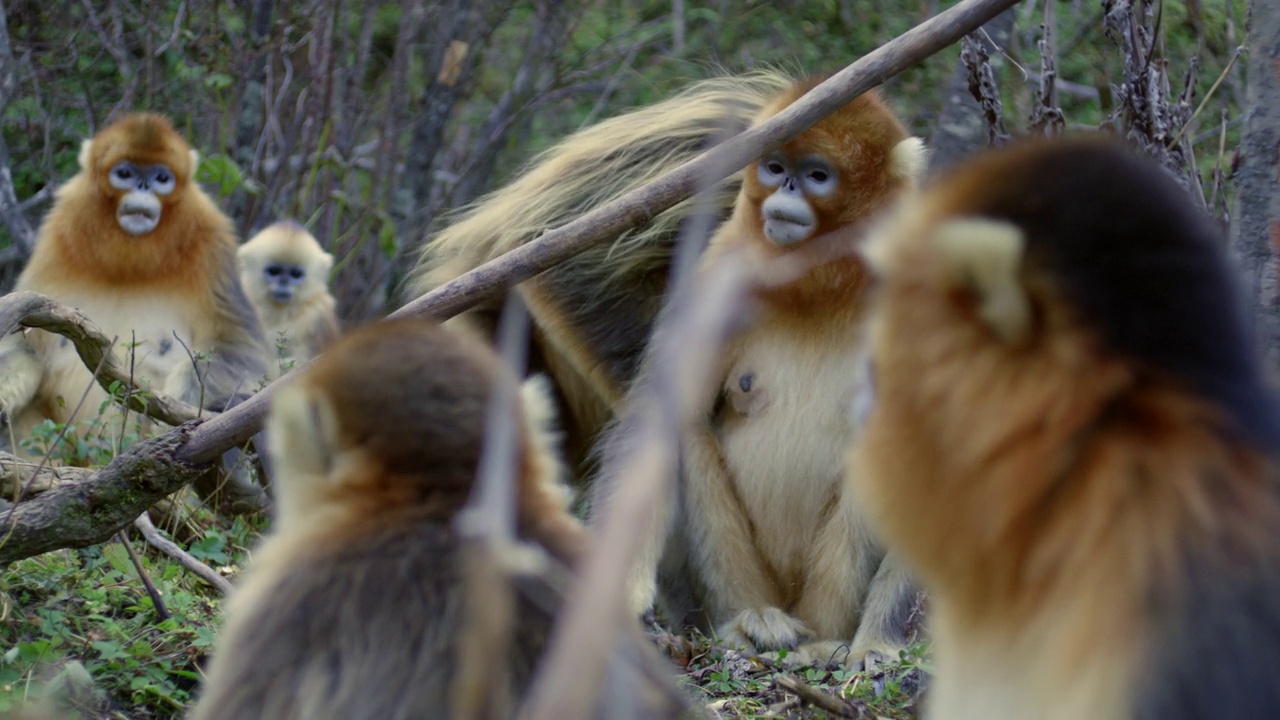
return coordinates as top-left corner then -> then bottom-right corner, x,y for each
0,500 -> 930,719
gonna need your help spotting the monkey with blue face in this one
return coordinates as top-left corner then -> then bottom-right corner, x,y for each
238,221 -> 340,378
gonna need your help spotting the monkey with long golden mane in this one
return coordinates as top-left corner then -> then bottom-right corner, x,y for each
0,113 -> 270,509
189,318 -> 698,720
850,135 -> 1280,719
592,81 -> 928,668
411,71 -> 794,477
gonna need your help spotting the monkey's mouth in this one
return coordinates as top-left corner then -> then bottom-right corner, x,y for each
117,204 -> 161,235
763,214 -> 814,245
270,288 -> 294,303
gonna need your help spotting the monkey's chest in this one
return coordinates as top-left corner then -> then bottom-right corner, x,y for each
35,291 -> 200,404
713,324 -> 869,564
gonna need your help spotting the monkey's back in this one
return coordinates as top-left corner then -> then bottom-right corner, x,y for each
190,516 -> 551,720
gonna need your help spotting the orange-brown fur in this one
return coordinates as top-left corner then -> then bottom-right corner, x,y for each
851,136 -> 1280,719
0,114 -> 268,458
191,319 -> 694,719
597,85 -> 927,667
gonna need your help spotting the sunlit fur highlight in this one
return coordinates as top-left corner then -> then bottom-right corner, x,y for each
238,221 -> 340,377
596,84 -> 928,668
851,135 -> 1280,720
0,113 -> 269,454
410,70 -> 795,474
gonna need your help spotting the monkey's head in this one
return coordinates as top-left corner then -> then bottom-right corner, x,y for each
80,113 -> 198,237
741,85 -> 926,250
858,135 -> 1280,467
238,222 -> 334,306
266,318 -> 523,531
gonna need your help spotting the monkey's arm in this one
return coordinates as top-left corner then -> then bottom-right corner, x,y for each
683,423 -> 810,649
169,253 -> 272,410
848,552 -> 917,661
0,332 -> 43,421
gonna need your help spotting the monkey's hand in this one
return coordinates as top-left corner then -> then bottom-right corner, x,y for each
718,607 -> 812,652
0,333 -> 43,424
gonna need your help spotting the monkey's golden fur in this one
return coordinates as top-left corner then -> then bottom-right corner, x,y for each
238,221 -> 340,377
0,113 -> 268,459
851,136 -> 1280,719
190,319 -> 694,719
411,71 -> 794,473
596,85 -> 927,667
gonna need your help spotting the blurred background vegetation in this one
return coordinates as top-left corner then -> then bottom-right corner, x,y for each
0,0 -> 1249,323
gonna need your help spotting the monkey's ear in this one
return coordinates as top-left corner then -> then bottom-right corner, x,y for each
318,250 -> 335,275
188,149 -> 201,177
77,140 -> 95,171
932,218 -> 1031,344
266,383 -> 340,481
889,137 -> 929,182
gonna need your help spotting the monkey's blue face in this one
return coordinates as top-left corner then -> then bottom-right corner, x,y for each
264,264 -> 306,303
108,161 -> 176,235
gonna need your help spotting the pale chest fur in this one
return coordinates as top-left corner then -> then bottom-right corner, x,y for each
26,287 -> 203,423
715,312 -> 870,578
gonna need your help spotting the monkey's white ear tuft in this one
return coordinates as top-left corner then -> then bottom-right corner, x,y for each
77,140 -> 94,171
860,199 -> 916,277
889,137 -> 929,182
189,149 -> 201,177
931,218 -> 1030,344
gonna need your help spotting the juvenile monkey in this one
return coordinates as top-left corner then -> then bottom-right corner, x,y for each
412,71 -> 794,474
595,82 -> 928,668
0,113 -> 269,509
238,221 -> 340,377
850,136 -> 1280,719
189,318 -> 696,720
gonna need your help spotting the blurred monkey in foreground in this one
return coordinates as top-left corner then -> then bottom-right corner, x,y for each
594,83 -> 928,668
189,318 -> 697,720
850,136 -> 1280,719
238,221 -> 340,378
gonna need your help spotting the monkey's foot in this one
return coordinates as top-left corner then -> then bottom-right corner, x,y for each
717,607 -> 811,651
761,640 -> 852,668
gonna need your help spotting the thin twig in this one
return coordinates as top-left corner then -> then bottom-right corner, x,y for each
133,512 -> 233,595
775,676 -> 860,718
117,529 -> 171,621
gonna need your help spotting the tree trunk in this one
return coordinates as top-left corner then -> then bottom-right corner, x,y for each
1231,0 -> 1280,374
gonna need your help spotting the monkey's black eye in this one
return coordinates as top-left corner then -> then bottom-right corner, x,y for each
809,170 -> 829,183
155,171 -> 171,184
288,268 -> 304,279
266,265 -> 283,277
764,161 -> 786,176
114,167 -> 133,180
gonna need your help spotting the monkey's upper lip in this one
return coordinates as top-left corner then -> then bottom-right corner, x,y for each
120,208 -> 158,221
768,210 -> 811,226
